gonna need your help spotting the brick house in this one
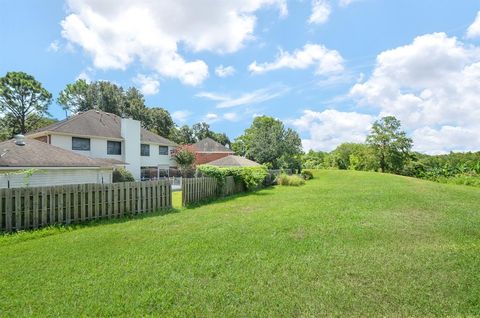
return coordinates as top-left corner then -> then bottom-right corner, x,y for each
190,137 -> 234,165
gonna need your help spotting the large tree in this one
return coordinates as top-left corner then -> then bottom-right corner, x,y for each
366,116 -> 413,173
236,116 -> 303,169
143,107 -> 175,138
0,72 -> 52,134
170,125 -> 196,144
57,79 -> 90,116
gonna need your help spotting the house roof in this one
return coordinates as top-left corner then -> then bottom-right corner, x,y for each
207,155 -> 260,167
192,137 -> 234,153
0,138 -> 124,168
29,109 -> 177,147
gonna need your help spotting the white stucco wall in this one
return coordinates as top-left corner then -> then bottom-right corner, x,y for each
0,168 -> 113,189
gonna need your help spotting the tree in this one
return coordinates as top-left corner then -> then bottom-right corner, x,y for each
210,132 -> 231,147
57,79 -> 90,116
0,113 -> 56,141
366,116 -> 413,173
142,107 -> 175,138
174,147 -> 196,177
237,116 -> 303,169
171,125 -> 196,144
192,122 -> 211,141
0,72 -> 52,134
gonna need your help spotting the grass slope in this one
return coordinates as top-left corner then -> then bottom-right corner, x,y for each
1,171 -> 480,317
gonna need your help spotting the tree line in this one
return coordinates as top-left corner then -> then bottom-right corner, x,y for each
0,71 -> 230,146
302,116 -> 480,187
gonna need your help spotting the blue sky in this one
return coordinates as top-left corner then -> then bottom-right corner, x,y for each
1,0 -> 480,154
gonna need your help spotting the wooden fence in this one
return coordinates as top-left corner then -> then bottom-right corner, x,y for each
0,180 -> 172,232
181,176 -> 244,206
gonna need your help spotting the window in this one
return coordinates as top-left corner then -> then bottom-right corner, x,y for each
159,146 -> 169,155
107,141 -> 121,155
141,166 -> 158,180
72,137 -> 90,151
141,144 -> 150,156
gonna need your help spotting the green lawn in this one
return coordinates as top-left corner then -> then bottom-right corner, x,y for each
1,170 -> 480,317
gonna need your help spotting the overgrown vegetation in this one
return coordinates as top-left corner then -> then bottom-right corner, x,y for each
112,168 -> 135,182
276,173 -> 306,186
301,170 -> 313,180
196,165 -> 269,190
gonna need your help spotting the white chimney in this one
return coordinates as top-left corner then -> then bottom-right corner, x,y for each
121,118 -> 141,180
14,134 -> 25,146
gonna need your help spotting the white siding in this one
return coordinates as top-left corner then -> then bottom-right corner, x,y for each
140,144 -> 175,168
0,169 -> 113,189
50,135 -> 123,162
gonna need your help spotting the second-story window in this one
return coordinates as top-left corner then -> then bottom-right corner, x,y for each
159,146 -> 168,155
141,144 -> 150,156
72,137 -> 90,151
107,141 -> 121,155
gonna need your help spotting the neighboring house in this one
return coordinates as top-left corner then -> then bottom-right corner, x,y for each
0,136 -> 120,188
190,137 -> 234,165
207,155 -> 260,168
27,110 -> 178,180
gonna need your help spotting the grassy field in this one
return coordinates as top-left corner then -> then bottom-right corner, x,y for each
1,170 -> 480,316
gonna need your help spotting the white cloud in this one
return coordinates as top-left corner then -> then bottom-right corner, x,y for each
172,110 -> 192,123
61,0 -> 287,86
197,86 -> 289,108
47,40 -> 60,52
249,44 -> 344,75
133,74 -> 160,95
289,109 -> 374,151
466,11 -> 480,39
215,65 -> 236,77
350,32 -> 480,153
204,113 -> 220,123
309,0 -> 331,24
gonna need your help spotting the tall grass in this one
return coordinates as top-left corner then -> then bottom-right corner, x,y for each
276,173 -> 305,186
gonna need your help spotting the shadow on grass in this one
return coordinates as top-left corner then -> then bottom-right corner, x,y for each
0,207 -> 181,246
0,187 -> 277,244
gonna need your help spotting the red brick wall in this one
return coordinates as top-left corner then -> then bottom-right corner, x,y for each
195,152 -> 231,165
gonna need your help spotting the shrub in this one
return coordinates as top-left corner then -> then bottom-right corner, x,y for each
197,165 -> 269,191
276,173 -> 305,186
113,168 -> 135,183
301,170 -> 314,180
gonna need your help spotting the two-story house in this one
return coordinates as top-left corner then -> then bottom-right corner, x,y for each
28,110 -> 178,180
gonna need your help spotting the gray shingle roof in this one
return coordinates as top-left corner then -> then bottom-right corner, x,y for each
207,155 -> 260,167
193,137 -> 233,153
0,138 -> 122,168
29,109 -> 177,147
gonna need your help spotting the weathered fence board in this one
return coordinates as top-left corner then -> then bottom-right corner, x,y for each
181,176 -> 245,206
0,180 -> 172,232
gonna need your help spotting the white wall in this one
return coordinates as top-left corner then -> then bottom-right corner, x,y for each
0,168 -> 113,189
121,118 -> 141,180
139,145 -> 175,168
50,135 -> 123,162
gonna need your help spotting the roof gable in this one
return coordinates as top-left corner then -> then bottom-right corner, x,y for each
193,137 -> 233,153
29,109 -> 177,146
207,155 -> 260,167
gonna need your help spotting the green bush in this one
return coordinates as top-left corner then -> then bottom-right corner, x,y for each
276,173 -> 305,186
112,168 -> 135,183
197,165 -> 268,190
301,170 -> 314,180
